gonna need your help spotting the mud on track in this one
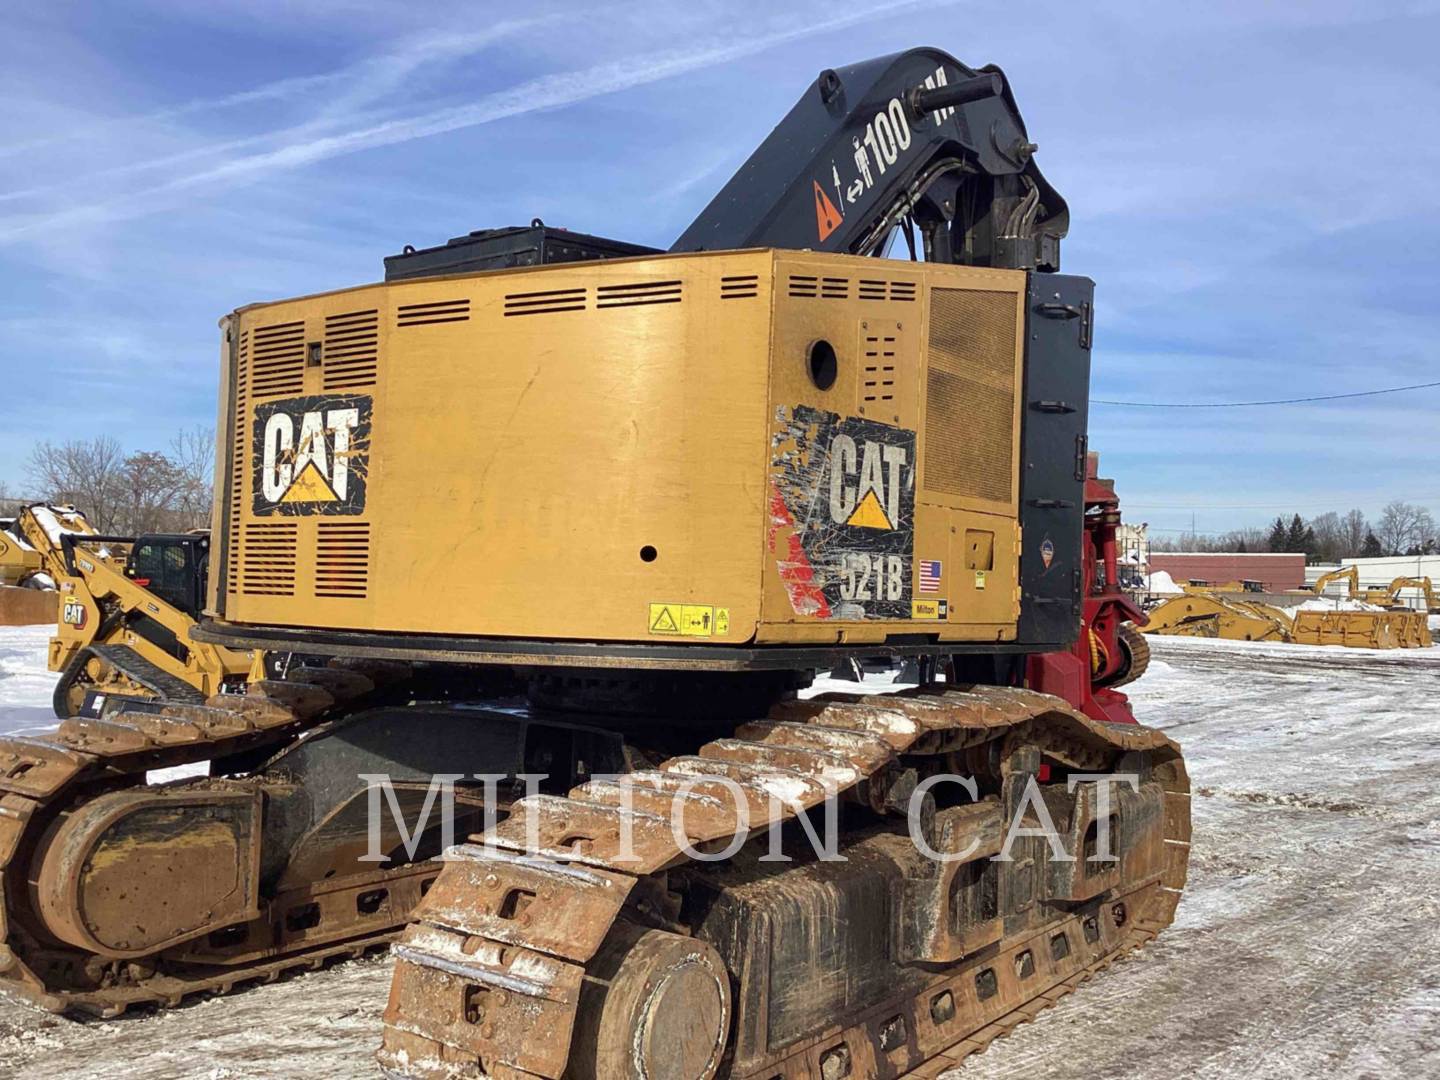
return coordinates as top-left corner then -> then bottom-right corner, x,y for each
1,631 -> 1437,1078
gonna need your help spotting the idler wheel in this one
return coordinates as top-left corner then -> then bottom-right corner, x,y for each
571,922 -> 731,1079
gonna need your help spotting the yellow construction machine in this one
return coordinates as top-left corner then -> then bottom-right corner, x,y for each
1364,575 -> 1440,612
0,503 -> 252,716
1140,593 -> 1293,642
1294,567 -> 1432,647
1144,565 -> 1432,648
1179,579 -> 1264,595
0,49 -> 1191,1079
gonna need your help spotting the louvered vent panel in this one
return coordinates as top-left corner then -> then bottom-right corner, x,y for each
596,280 -> 682,309
720,275 -> 758,300
314,522 -> 370,599
240,522 -> 297,596
504,288 -> 586,317
250,321 -> 306,398
820,276 -> 849,300
924,288 -> 1017,504
890,281 -> 918,302
787,275 -> 818,298
323,309 -> 379,390
858,279 -> 887,301
226,330 -> 250,595
861,330 -> 898,404
397,299 -> 471,327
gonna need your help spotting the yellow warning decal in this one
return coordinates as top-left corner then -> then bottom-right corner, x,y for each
912,599 -> 943,620
681,606 -> 713,636
974,571 -> 987,590
845,488 -> 894,530
280,460 -> 339,504
649,604 -> 731,636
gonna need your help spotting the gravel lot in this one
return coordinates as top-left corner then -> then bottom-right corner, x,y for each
2,628 -> 1437,1078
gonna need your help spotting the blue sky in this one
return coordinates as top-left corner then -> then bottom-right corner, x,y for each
1,0 -> 1436,538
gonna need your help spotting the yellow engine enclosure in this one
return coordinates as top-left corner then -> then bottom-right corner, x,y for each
209,250 -> 1028,652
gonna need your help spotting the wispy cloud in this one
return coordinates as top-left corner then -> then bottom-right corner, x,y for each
0,17 -> 554,205
0,0 -> 930,243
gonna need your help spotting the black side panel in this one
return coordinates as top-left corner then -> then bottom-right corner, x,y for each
1016,273 -> 1093,647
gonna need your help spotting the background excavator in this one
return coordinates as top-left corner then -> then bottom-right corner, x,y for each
0,47 -> 1188,1080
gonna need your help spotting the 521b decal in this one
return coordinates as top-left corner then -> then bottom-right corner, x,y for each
770,404 -> 916,620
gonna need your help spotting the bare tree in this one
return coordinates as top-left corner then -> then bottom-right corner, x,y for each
116,451 -> 189,534
0,482 -> 21,518
27,436 -> 126,531
1308,512 -> 1343,563
1340,509 -> 1369,558
169,425 -> 216,530
27,429 -> 217,535
1375,501 -> 1437,556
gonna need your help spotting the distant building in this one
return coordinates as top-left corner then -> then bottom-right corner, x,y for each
1148,552 -> 1306,592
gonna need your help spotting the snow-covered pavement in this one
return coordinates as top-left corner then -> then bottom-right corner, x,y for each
0,625 -> 60,738
1,629 -> 1438,1078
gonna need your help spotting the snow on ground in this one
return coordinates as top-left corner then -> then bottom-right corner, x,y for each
1,629 -> 1438,1077
0,624 -> 59,736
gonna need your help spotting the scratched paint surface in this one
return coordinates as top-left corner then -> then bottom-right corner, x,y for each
251,393 -> 372,517
769,403 -> 916,620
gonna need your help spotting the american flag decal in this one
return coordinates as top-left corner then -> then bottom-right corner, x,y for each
918,559 -> 942,594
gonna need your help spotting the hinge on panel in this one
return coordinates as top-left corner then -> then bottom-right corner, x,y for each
1074,434 -> 1089,482
1026,498 -> 1074,510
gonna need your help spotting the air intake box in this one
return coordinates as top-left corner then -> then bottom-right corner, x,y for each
383,223 -> 660,281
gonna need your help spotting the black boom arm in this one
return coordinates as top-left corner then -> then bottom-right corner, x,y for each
671,47 -> 1067,271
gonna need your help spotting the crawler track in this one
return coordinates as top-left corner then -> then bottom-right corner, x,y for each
0,662 -> 434,1016
379,686 -> 1189,1080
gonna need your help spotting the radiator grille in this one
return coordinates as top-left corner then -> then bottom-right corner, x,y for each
323,309 -> 379,390
924,288 -> 1017,504
397,299 -> 471,327
595,280 -> 682,309
226,329 -> 250,595
249,321 -> 306,398
720,274 -> 758,300
239,522 -> 297,596
504,287 -> 586,317
314,521 -> 370,599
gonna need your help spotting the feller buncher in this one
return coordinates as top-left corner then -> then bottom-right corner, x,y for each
0,504 -> 253,715
0,49 -> 1190,1079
